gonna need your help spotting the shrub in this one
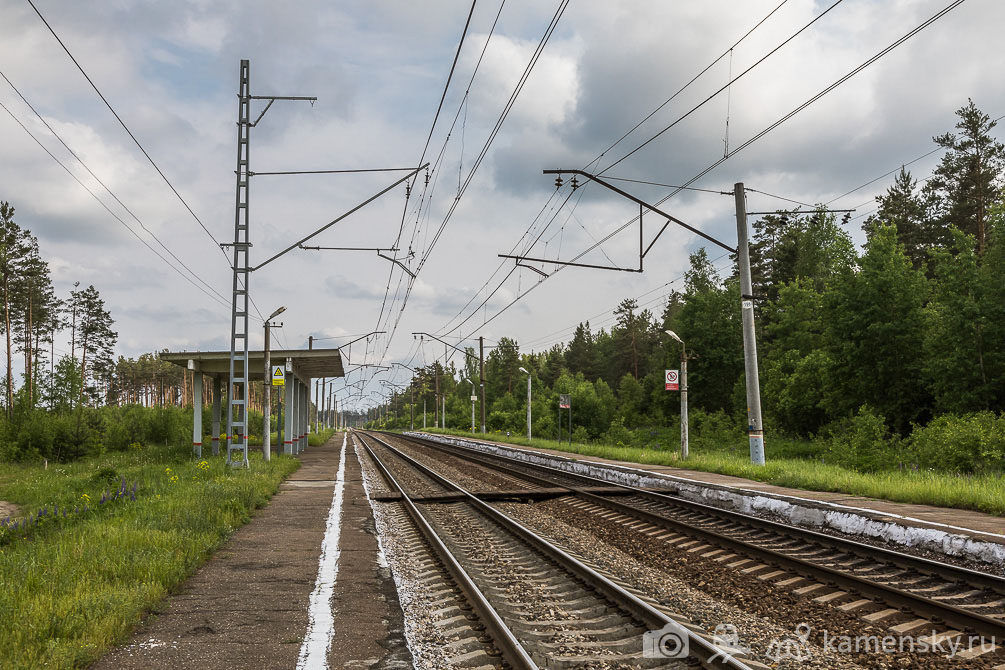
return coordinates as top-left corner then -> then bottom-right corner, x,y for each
910,412 -> 1005,474
602,418 -> 633,447
824,406 -> 900,472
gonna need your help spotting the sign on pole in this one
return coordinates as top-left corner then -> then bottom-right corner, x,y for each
665,369 -> 679,391
559,394 -> 571,409
272,365 -> 286,386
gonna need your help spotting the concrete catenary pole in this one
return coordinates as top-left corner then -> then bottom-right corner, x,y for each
734,182 -> 765,465
519,367 -> 531,440
479,336 -> 486,434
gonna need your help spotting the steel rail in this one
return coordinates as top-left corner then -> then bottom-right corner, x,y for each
392,431 -> 1005,587
362,431 -> 754,669
382,431 -> 1005,642
354,432 -> 538,670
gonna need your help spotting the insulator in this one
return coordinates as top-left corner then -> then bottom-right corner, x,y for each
405,184 -> 411,198
424,169 -> 431,186
554,176 -> 564,189
570,176 -> 579,190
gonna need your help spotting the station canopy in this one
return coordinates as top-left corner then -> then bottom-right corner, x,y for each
161,348 -> 344,381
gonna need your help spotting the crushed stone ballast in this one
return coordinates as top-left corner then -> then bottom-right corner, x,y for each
405,432 -> 1005,567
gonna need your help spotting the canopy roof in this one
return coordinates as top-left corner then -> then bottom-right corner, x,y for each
161,348 -> 344,382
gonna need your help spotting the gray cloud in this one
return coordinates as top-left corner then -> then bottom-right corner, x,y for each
2,0 -> 1001,407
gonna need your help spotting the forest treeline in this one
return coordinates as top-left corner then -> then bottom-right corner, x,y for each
375,100 -> 1005,474
0,202 -> 207,461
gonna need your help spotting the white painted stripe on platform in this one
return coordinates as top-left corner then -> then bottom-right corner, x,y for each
296,432 -> 347,670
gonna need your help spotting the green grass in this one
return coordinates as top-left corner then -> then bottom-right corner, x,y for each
0,442 -> 302,670
415,427 -> 1005,517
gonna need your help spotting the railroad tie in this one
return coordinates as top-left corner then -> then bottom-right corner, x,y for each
740,563 -> 771,575
836,598 -> 873,612
812,590 -> 848,604
792,583 -> 829,597
955,640 -> 998,660
888,618 -> 931,634
862,608 -> 901,622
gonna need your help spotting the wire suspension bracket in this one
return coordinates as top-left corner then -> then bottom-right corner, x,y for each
499,169 -> 736,274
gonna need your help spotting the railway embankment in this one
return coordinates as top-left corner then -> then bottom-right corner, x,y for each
408,431 -> 1005,568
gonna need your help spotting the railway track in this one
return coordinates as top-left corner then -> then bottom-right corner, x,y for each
355,430 -> 755,670
369,430 -> 1005,665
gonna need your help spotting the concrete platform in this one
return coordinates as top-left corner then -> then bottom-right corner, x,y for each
408,431 -> 1005,566
91,433 -> 411,670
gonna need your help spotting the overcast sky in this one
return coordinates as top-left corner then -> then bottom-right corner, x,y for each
1,0 -> 1001,409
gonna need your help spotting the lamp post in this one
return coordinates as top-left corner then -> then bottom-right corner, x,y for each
518,367 -> 532,440
263,306 -> 286,461
463,378 -> 475,432
665,330 -> 688,459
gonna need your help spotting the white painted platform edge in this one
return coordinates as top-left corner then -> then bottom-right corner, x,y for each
407,432 -> 1005,567
297,433 -> 348,670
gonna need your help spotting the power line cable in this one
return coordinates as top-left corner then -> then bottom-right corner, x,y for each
576,0 -> 970,262
744,187 -> 818,209
27,0 -> 225,254
588,0 -> 792,170
452,0 -> 966,342
600,0 -> 845,174
0,69 -> 230,306
373,0 -> 568,367
479,1 -> 811,288
370,0 -> 486,365
435,187 -> 568,337
25,0 -> 279,330
372,1 -> 509,364
0,99 -> 231,311
431,1 -> 782,339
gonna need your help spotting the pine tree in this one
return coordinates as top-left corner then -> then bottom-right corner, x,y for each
825,224 -> 930,432
564,322 -> 594,379
0,202 -> 32,415
677,249 -> 743,414
864,167 -> 933,270
924,99 -> 1005,255
73,285 -> 117,405
924,227 -> 988,413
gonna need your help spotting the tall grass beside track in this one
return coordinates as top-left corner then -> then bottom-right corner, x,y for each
0,441 -> 306,670
415,428 -> 1005,517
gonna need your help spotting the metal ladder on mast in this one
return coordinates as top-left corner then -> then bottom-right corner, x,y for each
227,59 -> 251,468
